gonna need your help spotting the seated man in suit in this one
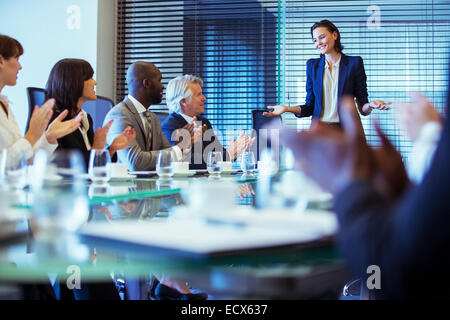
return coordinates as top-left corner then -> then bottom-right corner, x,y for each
161,74 -> 254,169
104,62 -> 200,171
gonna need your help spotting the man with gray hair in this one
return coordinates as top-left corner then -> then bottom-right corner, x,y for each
161,74 -> 254,169
104,62 -> 200,171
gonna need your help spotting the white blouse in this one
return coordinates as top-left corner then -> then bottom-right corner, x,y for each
79,109 -> 92,150
321,56 -> 341,122
0,94 -> 57,162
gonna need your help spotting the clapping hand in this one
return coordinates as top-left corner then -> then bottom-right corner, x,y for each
174,118 -> 198,152
109,126 -> 136,156
92,120 -> 114,150
396,92 -> 442,141
25,99 -> 55,146
226,131 -> 256,161
46,109 -> 83,144
191,116 -> 207,144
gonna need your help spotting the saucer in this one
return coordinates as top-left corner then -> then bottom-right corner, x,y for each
44,174 -> 63,182
110,174 -> 137,181
173,170 -> 196,177
220,169 -> 241,175
81,173 -> 137,181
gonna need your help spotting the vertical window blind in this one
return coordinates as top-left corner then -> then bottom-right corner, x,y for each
116,0 -> 449,157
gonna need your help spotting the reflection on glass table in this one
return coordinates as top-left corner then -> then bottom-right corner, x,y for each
0,170 -> 344,299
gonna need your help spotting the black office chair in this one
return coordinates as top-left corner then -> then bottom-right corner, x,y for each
25,87 -> 46,133
82,96 -> 114,130
251,110 -> 282,161
154,111 -> 170,124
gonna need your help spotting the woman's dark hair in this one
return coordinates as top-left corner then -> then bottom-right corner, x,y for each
45,58 -> 94,119
310,20 -> 344,54
0,34 -> 24,59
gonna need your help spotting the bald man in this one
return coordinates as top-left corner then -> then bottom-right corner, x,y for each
104,62 -> 197,171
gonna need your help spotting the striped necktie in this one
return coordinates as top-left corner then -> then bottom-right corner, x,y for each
143,110 -> 152,148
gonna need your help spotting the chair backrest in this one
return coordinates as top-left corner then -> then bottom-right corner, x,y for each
82,96 -> 114,130
154,111 -> 170,124
251,110 -> 282,161
25,87 -> 46,133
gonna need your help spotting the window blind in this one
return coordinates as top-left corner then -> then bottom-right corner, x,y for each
116,0 -> 449,157
280,0 -> 450,156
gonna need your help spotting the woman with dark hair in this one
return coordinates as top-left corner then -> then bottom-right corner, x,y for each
46,58 -> 135,167
264,20 -> 391,126
0,35 -> 81,163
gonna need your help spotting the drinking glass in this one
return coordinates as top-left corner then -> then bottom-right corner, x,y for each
89,149 -> 111,184
32,150 -> 89,237
3,149 -> 27,189
207,151 -> 223,177
156,150 -> 174,178
241,151 -> 256,175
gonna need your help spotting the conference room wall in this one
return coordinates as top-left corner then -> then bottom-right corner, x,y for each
0,0 -> 115,133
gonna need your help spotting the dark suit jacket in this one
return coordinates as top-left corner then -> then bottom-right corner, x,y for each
161,112 -> 227,170
297,54 -> 369,120
334,107 -> 449,299
55,113 -> 94,170
54,112 -> 118,170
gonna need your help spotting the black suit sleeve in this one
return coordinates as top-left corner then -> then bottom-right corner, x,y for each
296,58 -> 315,118
334,119 -> 450,299
354,56 -> 369,107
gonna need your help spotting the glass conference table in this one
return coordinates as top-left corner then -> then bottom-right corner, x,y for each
0,169 -> 349,299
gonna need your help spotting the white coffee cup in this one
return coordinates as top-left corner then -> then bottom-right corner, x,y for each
258,160 -> 278,175
218,161 -> 232,172
181,179 -> 236,216
109,163 -> 128,177
172,161 -> 189,174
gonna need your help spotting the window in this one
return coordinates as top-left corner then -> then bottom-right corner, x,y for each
117,0 -> 449,156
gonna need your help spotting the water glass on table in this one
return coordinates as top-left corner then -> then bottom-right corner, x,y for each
2,149 -> 27,190
241,151 -> 256,174
31,150 -> 89,237
207,151 -> 223,177
89,149 -> 111,184
241,151 -> 256,175
156,150 -> 175,179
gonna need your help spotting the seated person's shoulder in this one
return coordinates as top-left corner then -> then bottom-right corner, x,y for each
162,112 -> 182,128
107,103 -> 132,119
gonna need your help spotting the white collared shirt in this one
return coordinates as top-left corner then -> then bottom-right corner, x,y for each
179,112 -> 193,124
127,94 -> 183,160
78,109 -> 92,150
321,56 -> 341,122
128,94 -> 148,130
0,94 -> 57,162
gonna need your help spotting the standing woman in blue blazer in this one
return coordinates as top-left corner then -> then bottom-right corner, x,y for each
264,20 -> 391,125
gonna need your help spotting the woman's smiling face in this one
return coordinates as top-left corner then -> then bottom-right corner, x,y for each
312,26 -> 338,55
